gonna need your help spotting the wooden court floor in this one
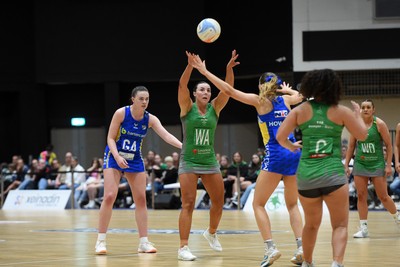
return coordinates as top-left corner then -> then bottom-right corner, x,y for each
0,208 -> 399,267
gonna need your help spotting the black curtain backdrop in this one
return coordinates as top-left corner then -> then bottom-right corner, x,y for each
0,0 -> 293,162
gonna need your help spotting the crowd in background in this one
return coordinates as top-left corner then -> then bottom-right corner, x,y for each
1,142 -> 399,210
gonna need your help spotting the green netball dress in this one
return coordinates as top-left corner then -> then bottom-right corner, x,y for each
178,102 -> 220,175
352,116 -> 385,177
297,101 -> 347,190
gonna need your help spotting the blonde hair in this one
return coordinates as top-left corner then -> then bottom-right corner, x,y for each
258,72 -> 281,102
164,156 -> 173,162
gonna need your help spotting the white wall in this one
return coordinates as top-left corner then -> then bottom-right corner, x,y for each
51,127 -> 106,168
293,0 -> 400,71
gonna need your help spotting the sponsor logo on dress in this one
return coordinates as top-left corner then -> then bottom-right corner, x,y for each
200,117 -> 208,125
274,110 -> 288,118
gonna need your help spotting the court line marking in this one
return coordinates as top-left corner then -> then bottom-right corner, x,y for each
0,221 -> 34,224
0,236 -> 398,266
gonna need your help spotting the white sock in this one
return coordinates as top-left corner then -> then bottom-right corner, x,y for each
87,200 -> 95,207
98,233 -> 106,241
140,237 -> 149,244
391,211 -> 399,219
360,220 -> 368,228
264,239 -> 275,249
296,237 -> 302,248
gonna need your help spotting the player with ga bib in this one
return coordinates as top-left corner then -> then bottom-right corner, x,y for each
95,86 -> 182,255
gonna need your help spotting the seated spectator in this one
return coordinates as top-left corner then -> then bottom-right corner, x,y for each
55,152 -> 73,188
0,163 -> 18,201
215,152 -> 221,163
45,159 -> 61,189
18,160 -> 38,190
19,158 -> 50,190
39,144 -> 57,167
1,155 -> 22,191
3,157 -> 29,196
220,155 -> 232,204
11,155 -> 20,166
231,153 -> 262,209
219,155 -> 230,178
146,150 -> 156,167
58,156 -> 86,189
219,155 -> 233,204
153,156 -> 178,194
246,153 -> 261,185
234,182 -> 256,209
1,162 -> 16,188
172,151 -> 180,169
81,157 -> 104,209
157,154 -> 166,169
0,162 -> 9,175
227,152 -> 249,202
223,152 -> 249,209
59,156 -> 86,208
341,144 -> 353,168
14,157 -> 30,184
151,153 -> 167,178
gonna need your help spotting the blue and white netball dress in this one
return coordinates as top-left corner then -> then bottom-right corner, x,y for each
103,106 -> 149,173
258,96 -> 300,175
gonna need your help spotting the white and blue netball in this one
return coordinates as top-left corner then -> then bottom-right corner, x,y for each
196,18 -> 221,43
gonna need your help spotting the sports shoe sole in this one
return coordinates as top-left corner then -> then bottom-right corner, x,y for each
202,231 -> 222,251
290,254 -> 303,265
353,232 -> 369,238
138,249 -> 157,253
138,247 -> 157,253
95,250 -> 107,255
178,255 -> 197,261
261,252 -> 281,267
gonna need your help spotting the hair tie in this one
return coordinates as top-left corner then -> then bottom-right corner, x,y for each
265,75 -> 282,85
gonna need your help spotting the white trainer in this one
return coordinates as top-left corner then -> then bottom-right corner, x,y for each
138,241 -> 157,253
331,260 -> 344,267
353,227 -> 369,238
260,246 -> 281,267
302,261 -> 315,267
290,246 -> 304,265
178,246 -> 197,261
394,211 -> 400,226
95,240 -> 107,255
202,228 -> 222,251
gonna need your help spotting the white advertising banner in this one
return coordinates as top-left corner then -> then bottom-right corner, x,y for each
243,181 -> 328,213
243,188 -> 289,212
2,190 -> 71,210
